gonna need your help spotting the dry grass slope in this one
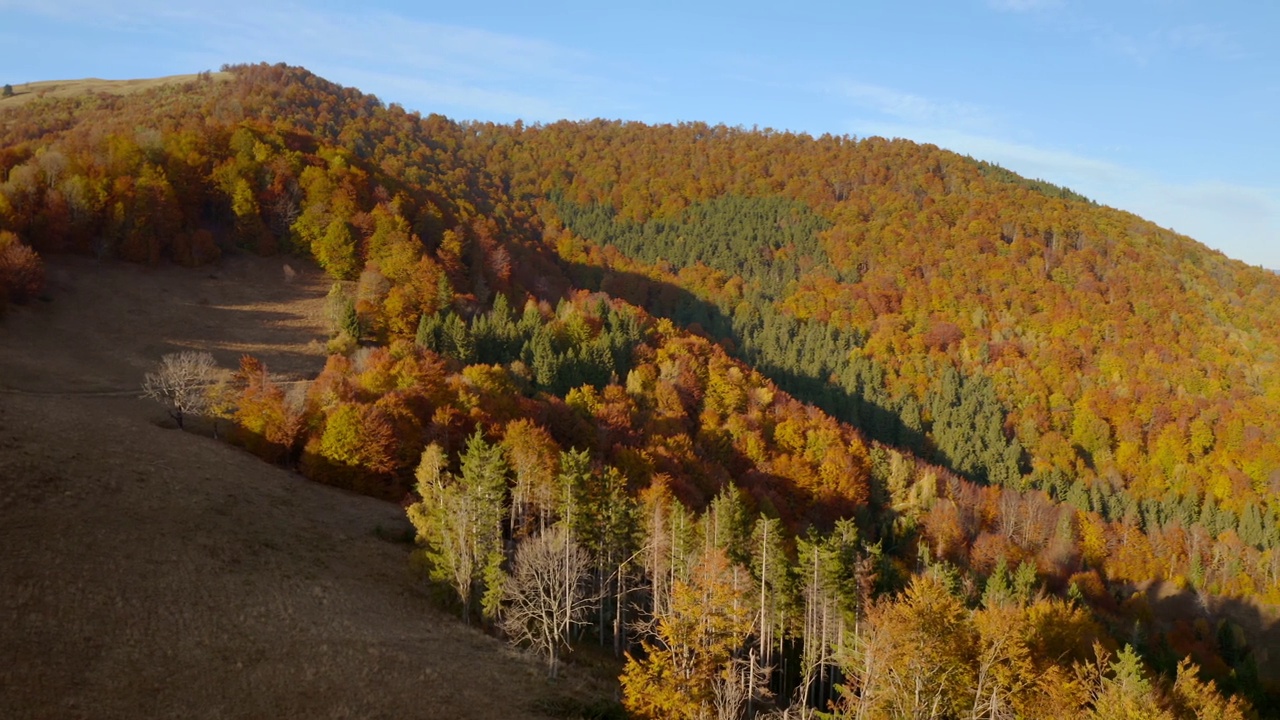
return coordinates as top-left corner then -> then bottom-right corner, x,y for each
0,73 -> 232,109
0,255 -> 610,719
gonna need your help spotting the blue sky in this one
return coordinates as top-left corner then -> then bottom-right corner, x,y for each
3,0 -> 1278,268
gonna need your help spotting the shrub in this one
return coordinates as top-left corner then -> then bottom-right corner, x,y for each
0,231 -> 45,304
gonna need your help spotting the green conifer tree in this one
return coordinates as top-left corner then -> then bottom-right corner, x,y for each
983,556 -> 1013,608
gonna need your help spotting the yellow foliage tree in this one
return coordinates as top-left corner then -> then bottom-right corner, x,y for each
621,546 -> 758,720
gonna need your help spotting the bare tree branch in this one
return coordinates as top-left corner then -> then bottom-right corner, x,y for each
501,525 -> 593,678
141,351 -> 217,429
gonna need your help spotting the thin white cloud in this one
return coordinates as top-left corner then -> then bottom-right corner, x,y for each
1014,3 -> 1246,66
1158,23 -> 1246,61
0,0 -> 90,19
980,0 -> 1250,66
827,80 -> 996,133
336,69 -> 577,123
986,0 -> 1063,13
1093,23 -> 1246,66
1096,28 -> 1151,65
1136,182 -> 1279,266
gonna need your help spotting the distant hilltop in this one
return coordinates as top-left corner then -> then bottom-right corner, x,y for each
0,72 -> 230,108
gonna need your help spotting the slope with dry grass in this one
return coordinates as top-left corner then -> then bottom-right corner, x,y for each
0,254 -> 612,719
0,73 -> 231,110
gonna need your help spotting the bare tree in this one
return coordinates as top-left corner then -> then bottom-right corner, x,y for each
141,351 -> 217,429
502,524 -> 594,678
712,651 -> 773,720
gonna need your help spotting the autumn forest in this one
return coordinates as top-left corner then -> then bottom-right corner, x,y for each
2,63 -> 1278,718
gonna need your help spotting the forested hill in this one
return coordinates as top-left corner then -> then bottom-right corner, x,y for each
484,118 -> 1280,547
2,63 -> 1278,715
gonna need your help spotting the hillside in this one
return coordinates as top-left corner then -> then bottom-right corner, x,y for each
0,254 -> 614,718
1,63 -> 1276,716
0,73 -> 231,109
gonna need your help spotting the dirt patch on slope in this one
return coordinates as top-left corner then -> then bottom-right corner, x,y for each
0,255 -> 607,719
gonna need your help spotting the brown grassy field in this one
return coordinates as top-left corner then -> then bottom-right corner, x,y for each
0,254 -> 615,719
0,73 -> 231,109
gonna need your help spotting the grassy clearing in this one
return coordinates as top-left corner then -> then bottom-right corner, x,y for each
1,72 -> 231,108
0,253 -> 618,718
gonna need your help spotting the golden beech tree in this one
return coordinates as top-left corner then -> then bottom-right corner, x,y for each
970,603 -> 1039,718
845,574 -> 976,720
1169,658 -> 1248,720
230,355 -> 302,464
500,419 -> 561,537
621,546 -> 760,720
314,402 -> 397,476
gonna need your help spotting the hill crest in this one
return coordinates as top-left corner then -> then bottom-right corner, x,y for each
0,72 -> 232,109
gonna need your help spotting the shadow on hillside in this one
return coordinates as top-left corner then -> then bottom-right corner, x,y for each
1125,581 -> 1280,711
4,253 -> 332,393
136,303 -> 326,380
554,258 -> 927,455
139,256 -> 329,378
